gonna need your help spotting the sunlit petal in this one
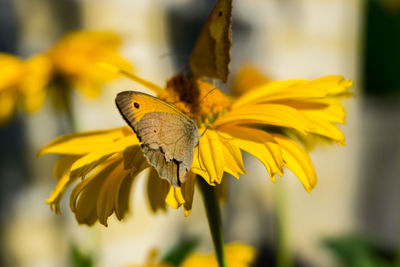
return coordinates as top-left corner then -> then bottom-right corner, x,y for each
38,126 -> 134,156
220,125 -> 284,181
165,186 -> 185,209
273,134 -> 317,192
214,104 -> 315,134
234,76 -> 352,107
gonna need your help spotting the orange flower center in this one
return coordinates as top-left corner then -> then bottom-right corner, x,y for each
158,74 -> 232,127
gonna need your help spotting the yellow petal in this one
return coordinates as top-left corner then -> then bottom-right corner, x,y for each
234,76 -> 352,107
180,243 -> 257,267
0,53 -> 24,89
22,88 -> 46,113
0,89 -> 17,125
53,155 -> 80,180
123,145 -> 148,170
71,159 -> 121,225
21,54 -> 52,113
74,78 -> 102,99
192,130 -> 225,185
273,134 -> 317,192
215,177 -> 227,202
221,125 -> 284,181
214,104 -> 315,134
182,172 -> 196,216
96,161 -> 131,226
232,64 -> 269,96
69,136 -> 137,180
305,118 -> 345,145
115,169 -> 137,220
165,186 -> 185,209
147,168 -> 168,212
38,126 -> 134,156
221,137 -> 246,178
46,173 -> 71,214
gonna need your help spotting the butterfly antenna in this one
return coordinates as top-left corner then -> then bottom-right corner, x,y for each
199,123 -> 233,141
198,87 -> 219,105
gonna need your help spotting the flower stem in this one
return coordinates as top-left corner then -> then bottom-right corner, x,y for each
198,177 -> 227,267
396,142 -> 400,267
276,182 -> 293,267
57,86 -> 78,132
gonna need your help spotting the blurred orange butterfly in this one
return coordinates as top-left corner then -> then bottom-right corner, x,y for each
116,0 -> 232,186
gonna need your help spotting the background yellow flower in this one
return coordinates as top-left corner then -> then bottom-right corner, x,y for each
0,31 -> 132,125
127,243 -> 256,267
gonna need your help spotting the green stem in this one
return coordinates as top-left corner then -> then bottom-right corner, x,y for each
198,177 -> 227,267
276,182 -> 293,267
57,86 -> 78,132
396,141 -> 400,267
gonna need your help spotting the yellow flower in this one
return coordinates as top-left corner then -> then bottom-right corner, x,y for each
0,31 -> 131,124
39,66 -> 352,226
0,53 -> 51,124
0,53 -> 24,124
180,243 -> 256,267
127,243 -> 256,267
47,31 -> 132,98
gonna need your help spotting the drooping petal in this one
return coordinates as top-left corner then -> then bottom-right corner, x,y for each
147,167 -> 168,212
46,173 -> 70,214
70,159 -> 121,225
123,145 -> 148,170
38,126 -> 134,156
115,169 -> 137,220
182,172 -> 196,216
273,134 -> 317,192
219,125 -> 284,181
221,138 -> 246,178
191,130 -> 226,185
96,161 -> 131,226
165,186 -> 185,209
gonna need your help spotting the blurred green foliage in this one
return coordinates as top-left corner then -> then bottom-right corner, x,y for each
160,237 -> 199,266
322,235 -> 395,267
363,0 -> 400,96
69,244 -> 94,267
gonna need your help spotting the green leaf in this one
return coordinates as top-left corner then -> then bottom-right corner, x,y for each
160,237 -> 200,266
69,244 -> 94,267
322,234 -> 394,267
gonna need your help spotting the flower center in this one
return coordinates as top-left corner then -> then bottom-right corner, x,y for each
158,74 -> 232,127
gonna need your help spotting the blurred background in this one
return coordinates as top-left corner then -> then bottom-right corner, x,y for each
0,0 -> 399,266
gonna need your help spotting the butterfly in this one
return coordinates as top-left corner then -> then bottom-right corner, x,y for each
116,91 -> 199,186
189,0 -> 232,82
115,0 -> 232,186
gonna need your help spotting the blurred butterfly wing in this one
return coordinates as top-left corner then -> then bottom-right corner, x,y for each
189,0 -> 232,83
115,91 -> 199,186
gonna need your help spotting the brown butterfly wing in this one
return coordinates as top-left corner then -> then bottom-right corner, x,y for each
189,0 -> 232,83
115,91 -> 199,186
